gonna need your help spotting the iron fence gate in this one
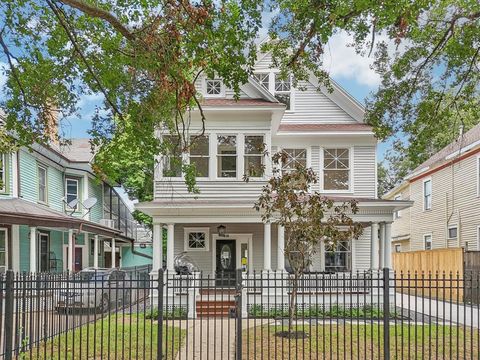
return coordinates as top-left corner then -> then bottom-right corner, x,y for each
1,268 -> 480,359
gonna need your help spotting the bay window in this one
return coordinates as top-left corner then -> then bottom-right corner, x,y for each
244,135 -> 264,177
281,149 -> 307,174
162,135 -> 182,177
323,148 -> 350,191
325,240 -> 351,272
217,135 -> 237,178
190,135 -> 209,177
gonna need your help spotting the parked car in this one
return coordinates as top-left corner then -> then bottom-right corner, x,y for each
56,268 -> 130,312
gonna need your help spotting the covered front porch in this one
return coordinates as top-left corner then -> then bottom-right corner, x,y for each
0,198 -> 131,273
138,197 -> 413,277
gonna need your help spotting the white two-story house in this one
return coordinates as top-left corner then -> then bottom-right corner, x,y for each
136,49 -> 411,281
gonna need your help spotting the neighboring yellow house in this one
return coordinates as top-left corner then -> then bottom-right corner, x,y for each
384,124 -> 480,253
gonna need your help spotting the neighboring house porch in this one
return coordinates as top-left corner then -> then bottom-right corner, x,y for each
0,198 -> 131,273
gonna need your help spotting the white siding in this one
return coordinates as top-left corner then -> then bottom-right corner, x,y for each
353,146 -> 376,197
283,81 -> 356,124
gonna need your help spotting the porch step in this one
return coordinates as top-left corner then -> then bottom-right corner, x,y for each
196,300 -> 236,318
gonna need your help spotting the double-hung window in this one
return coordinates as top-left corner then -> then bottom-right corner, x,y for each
281,149 -> 307,174
162,135 -> 182,177
424,234 -> 432,250
325,240 -> 351,272
217,135 -> 237,178
189,135 -> 209,177
65,177 -> 79,210
244,135 -> 264,177
274,74 -> 291,110
323,148 -> 350,191
0,154 -> 5,193
205,79 -> 223,96
423,179 -> 432,210
38,165 -> 48,204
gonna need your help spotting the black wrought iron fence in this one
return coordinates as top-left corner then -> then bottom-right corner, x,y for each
1,269 -> 480,359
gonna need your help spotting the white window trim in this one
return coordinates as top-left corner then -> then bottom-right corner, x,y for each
273,72 -> 294,112
422,177 -> 432,211
279,147 -> 308,174
184,227 -> 210,252
321,146 -> 354,193
188,135 -> 210,180
160,134 -> 184,180
447,225 -> 458,239
0,227 -> 8,271
37,164 -> 48,205
216,133 -> 239,180
423,233 -> 433,250
203,78 -> 225,98
243,134 -> 266,179
65,177 -> 80,211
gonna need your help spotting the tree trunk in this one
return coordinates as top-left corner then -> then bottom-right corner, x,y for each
288,271 -> 299,335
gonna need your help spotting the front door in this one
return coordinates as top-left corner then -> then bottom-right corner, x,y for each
38,232 -> 50,272
216,239 -> 236,286
74,247 -> 83,272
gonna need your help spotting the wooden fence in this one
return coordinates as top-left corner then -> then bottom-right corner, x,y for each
392,248 -> 464,301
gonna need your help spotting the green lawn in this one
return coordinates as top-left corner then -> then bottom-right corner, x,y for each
243,324 -> 479,359
20,314 -> 185,359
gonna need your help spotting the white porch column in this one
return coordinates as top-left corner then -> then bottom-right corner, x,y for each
93,235 -> 99,268
379,223 -> 385,268
277,224 -> 285,271
67,229 -> 74,272
111,238 -> 116,268
166,224 -> 175,271
263,222 -> 271,271
370,222 -> 379,270
384,222 -> 393,269
29,227 -> 37,272
153,223 -> 163,272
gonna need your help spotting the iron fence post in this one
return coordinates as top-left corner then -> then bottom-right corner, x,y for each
383,267 -> 390,360
4,270 -> 14,360
157,269 -> 164,360
236,268 -> 243,360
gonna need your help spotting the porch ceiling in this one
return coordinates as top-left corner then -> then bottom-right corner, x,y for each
0,198 -> 131,242
136,197 -> 413,224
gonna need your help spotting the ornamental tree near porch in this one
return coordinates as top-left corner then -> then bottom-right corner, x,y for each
254,151 -> 363,337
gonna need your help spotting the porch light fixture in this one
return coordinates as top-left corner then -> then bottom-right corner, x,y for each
217,224 -> 227,237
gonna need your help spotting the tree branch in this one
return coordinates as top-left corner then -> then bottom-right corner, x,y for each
47,0 -> 124,119
57,0 -> 135,41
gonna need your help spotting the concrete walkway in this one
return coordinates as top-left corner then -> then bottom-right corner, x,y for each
396,293 -> 480,327
174,318 -> 273,360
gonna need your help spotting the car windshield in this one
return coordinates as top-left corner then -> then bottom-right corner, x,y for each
71,271 -> 109,282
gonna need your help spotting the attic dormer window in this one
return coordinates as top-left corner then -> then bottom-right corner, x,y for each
254,73 -> 269,90
206,79 -> 223,96
274,74 -> 291,110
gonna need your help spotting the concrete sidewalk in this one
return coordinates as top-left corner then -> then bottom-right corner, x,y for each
396,293 -> 479,327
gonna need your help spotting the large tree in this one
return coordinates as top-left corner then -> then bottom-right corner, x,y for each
1,0 -> 479,203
